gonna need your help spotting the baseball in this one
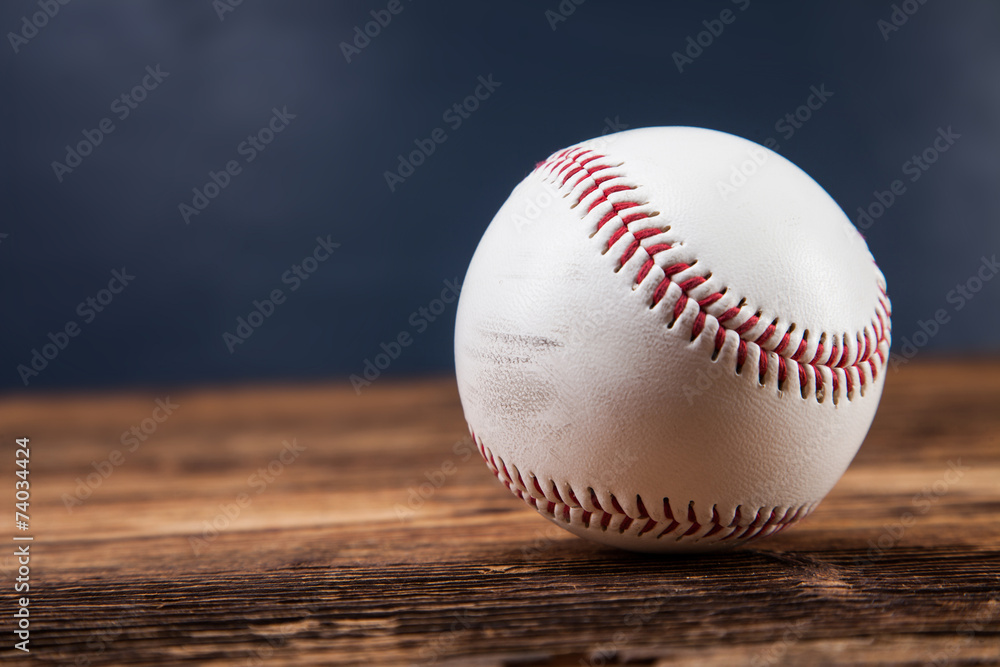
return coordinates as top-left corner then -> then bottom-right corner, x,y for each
454,127 -> 890,552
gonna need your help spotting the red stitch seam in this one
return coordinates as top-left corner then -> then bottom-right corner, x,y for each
535,148 -> 891,403
475,433 -> 812,543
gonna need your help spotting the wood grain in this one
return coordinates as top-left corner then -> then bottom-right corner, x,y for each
0,360 -> 998,666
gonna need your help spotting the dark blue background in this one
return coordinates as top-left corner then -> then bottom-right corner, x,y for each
3,0 -> 998,392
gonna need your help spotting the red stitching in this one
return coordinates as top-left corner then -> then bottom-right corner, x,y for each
678,276 -> 707,292
774,332 -> 791,355
644,242 -> 672,255
717,307 -> 741,323
713,327 -> 726,354
606,225 -> 629,250
831,341 -> 844,368
653,277 -> 671,304
735,314 -> 759,336
536,147 -> 890,403
699,292 -> 723,308
691,311 -> 707,340
474,435 -> 815,544
665,263 -> 690,277
809,343 -> 825,366
637,259 -> 655,285
754,322 -> 776,346
703,509 -> 724,538
673,294 -> 688,323
590,489 -> 603,512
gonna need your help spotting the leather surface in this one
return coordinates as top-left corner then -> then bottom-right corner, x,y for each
454,127 -> 890,552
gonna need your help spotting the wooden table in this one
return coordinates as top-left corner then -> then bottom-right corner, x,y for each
1,360 -> 998,666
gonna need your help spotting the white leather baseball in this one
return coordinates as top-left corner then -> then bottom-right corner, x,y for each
454,127 -> 890,552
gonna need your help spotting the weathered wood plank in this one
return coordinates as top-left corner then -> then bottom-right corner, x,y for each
0,360 -> 997,665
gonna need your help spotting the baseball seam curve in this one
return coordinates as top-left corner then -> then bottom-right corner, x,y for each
475,433 -> 815,544
536,146 -> 892,405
